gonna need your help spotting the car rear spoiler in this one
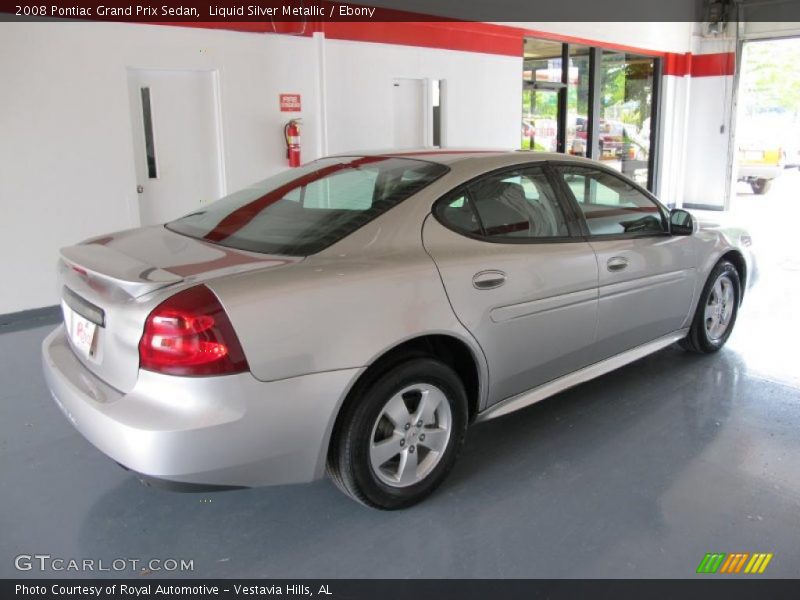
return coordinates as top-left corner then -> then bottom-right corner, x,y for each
60,244 -> 183,298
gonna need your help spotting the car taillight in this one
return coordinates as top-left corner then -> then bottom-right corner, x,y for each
139,285 -> 249,376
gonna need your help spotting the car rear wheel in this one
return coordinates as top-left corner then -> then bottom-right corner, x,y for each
327,357 -> 468,509
751,178 -> 772,195
680,260 -> 741,354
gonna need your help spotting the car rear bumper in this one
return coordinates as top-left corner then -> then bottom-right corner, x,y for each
737,164 -> 782,180
42,326 -> 360,488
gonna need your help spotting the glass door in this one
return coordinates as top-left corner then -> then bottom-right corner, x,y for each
599,52 -> 655,187
566,45 -> 591,157
522,85 -> 560,152
522,38 -> 565,152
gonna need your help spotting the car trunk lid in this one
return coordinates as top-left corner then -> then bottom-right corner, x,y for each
58,226 -> 300,392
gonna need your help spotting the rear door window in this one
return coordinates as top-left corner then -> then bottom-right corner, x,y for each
437,193 -> 482,235
436,166 -> 569,240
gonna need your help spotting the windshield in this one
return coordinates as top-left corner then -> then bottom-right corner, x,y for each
167,156 -> 448,256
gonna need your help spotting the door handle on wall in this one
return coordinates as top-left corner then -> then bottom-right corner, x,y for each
606,257 -> 629,272
472,270 -> 506,290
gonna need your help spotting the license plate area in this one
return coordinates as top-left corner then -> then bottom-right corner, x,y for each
62,287 -> 105,360
63,303 -> 98,358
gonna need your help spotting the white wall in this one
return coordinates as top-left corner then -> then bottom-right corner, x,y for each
657,73 -> 692,206
681,31 -> 737,209
0,22 -> 524,314
682,75 -> 735,208
1,20 -> 722,315
0,23 -> 321,315
323,39 -> 521,153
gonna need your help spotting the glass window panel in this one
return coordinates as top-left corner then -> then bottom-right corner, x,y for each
437,193 -> 482,235
559,166 -> 665,236
523,38 -> 564,83
140,87 -> 157,179
519,39 -> 659,192
522,38 -> 563,151
468,167 -> 569,238
599,52 -> 654,187
521,89 -> 559,152
432,79 -> 442,148
566,46 -> 591,158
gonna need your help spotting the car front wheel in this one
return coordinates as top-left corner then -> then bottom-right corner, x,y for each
327,357 -> 468,509
680,260 -> 741,353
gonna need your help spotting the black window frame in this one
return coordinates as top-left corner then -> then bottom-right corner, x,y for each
548,160 -> 672,241
432,162 -> 584,245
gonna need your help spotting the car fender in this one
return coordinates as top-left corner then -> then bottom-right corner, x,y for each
684,224 -> 750,323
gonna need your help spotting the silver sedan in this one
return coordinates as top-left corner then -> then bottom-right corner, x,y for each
42,151 -> 755,509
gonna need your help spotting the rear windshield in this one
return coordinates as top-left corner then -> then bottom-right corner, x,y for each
166,156 -> 448,256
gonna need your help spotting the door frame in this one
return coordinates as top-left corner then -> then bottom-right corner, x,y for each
425,168 -> 601,405
391,77 -> 429,149
126,67 -> 227,227
392,76 -> 445,149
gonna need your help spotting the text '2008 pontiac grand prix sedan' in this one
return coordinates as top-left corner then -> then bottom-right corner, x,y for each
42,151 -> 755,509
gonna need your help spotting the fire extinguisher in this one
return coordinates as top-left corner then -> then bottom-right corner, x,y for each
284,118 -> 302,167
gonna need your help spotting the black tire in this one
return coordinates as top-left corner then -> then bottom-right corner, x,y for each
750,178 -> 772,195
680,260 -> 741,354
327,357 -> 468,509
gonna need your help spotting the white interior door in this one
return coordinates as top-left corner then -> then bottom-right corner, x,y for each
127,68 -> 223,226
392,78 -> 426,149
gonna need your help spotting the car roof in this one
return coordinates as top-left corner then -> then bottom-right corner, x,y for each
328,148 -> 592,169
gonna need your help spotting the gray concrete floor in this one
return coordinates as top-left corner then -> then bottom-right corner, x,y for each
2,172 -> 799,579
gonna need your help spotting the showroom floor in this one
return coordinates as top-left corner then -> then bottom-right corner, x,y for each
2,172 -> 799,579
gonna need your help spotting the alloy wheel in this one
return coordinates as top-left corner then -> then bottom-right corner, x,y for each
369,383 -> 452,488
704,274 -> 735,341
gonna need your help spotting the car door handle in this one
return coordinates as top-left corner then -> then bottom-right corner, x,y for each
472,270 -> 507,290
606,257 -> 629,272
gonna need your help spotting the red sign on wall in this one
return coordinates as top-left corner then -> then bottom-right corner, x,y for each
279,94 -> 301,112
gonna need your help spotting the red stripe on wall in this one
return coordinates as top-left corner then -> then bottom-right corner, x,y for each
120,19 -> 736,78
150,20 -> 668,59
517,27 -> 664,57
317,21 -> 524,56
663,52 -> 692,76
663,52 -> 735,77
156,21 -> 276,34
691,52 -> 735,77
150,20 -> 523,55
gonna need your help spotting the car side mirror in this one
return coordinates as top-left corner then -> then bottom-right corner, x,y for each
670,209 -> 694,236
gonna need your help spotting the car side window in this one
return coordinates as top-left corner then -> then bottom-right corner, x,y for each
559,166 -> 666,236
437,193 -> 482,235
467,167 -> 569,239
